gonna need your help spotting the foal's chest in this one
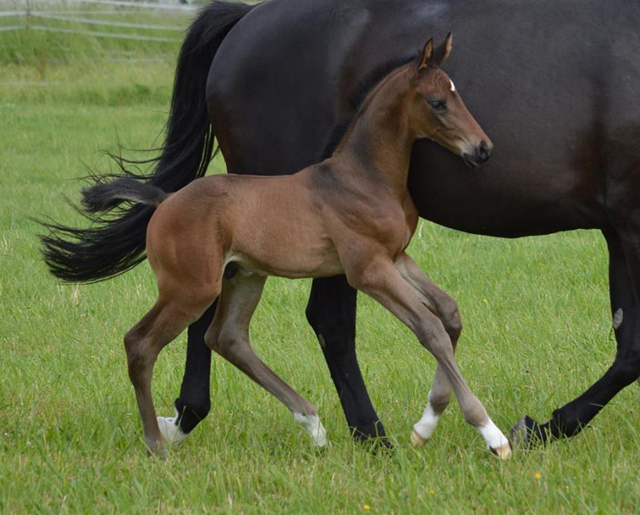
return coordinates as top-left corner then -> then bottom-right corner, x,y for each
373,195 -> 419,259
399,195 -> 419,253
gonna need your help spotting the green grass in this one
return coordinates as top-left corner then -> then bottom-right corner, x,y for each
0,2 -> 187,66
1,33 -> 640,515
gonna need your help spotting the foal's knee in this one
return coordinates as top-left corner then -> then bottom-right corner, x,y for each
439,298 -> 462,343
205,326 -> 241,359
416,320 -> 452,357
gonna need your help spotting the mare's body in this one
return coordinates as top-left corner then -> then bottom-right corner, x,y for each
42,0 -> 640,446
203,0 -> 640,445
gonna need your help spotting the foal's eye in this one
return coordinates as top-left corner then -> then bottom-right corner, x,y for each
428,100 -> 446,112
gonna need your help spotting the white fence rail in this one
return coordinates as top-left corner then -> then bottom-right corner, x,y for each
65,0 -> 196,11
0,0 -> 196,42
33,13 -> 185,30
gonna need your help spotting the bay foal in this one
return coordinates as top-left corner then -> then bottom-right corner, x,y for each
85,36 -> 510,458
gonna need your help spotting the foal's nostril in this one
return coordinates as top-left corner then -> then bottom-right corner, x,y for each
477,141 -> 491,163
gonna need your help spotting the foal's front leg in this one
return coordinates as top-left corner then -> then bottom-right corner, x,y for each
395,252 -> 462,446
348,256 -> 510,458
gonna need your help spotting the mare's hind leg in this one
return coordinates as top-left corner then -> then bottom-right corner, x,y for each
205,272 -> 327,447
125,292 -> 218,455
347,255 -> 510,458
394,253 -> 463,446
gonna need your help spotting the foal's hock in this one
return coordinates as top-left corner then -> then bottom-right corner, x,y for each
83,36 -> 510,458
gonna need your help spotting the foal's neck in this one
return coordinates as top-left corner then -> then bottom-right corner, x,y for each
334,65 -> 417,198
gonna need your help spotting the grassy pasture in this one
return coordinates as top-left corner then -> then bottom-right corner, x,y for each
1,20 -> 640,515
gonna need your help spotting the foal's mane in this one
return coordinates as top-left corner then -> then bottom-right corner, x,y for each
319,53 -> 418,160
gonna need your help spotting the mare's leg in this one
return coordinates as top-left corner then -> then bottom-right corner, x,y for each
125,293 -> 217,456
394,253 -> 463,446
347,256 -> 510,458
511,228 -> 640,445
157,304 -> 215,444
206,273 -> 327,446
306,276 -> 389,445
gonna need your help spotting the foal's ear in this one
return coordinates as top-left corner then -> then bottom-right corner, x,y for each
418,38 -> 434,72
435,32 -> 453,66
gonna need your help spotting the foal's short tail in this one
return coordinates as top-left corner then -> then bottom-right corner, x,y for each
81,178 -> 169,213
39,1 -> 255,283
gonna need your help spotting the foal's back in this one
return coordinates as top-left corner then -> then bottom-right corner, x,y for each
146,169 -> 344,283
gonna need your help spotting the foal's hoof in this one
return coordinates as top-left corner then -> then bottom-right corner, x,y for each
509,415 -> 542,449
157,412 -> 188,446
411,429 -> 428,449
490,442 -> 512,460
145,439 -> 169,460
311,424 -> 328,448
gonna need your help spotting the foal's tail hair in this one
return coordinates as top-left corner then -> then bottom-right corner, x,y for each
39,1 -> 255,283
81,177 -> 169,213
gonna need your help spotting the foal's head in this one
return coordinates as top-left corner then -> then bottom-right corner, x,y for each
408,34 -> 492,167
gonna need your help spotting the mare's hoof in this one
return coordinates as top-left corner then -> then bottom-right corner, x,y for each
157,412 -> 188,446
354,433 -> 394,453
509,415 -> 542,449
368,437 -> 394,454
411,429 -> 428,449
490,442 -> 512,460
352,424 -> 394,452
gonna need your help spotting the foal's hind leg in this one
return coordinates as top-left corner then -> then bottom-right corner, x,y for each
205,273 -> 327,447
395,253 -> 463,446
348,255 -> 510,458
158,303 -> 216,444
125,292 -> 217,455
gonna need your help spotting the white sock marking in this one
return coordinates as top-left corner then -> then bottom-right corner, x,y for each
294,413 -> 327,447
478,418 -> 509,450
157,409 -> 188,445
413,392 -> 441,441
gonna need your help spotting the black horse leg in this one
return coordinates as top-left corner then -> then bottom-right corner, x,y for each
511,229 -> 640,445
306,275 -> 391,447
172,301 -> 216,433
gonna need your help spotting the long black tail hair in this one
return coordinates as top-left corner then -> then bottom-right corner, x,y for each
40,1 -> 255,283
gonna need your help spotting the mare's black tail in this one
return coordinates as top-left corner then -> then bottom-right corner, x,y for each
40,1 -> 255,283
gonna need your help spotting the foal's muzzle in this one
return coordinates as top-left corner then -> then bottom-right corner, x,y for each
463,140 -> 492,168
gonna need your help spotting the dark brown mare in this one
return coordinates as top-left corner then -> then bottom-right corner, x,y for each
42,0 -> 640,448
74,37 -> 510,457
